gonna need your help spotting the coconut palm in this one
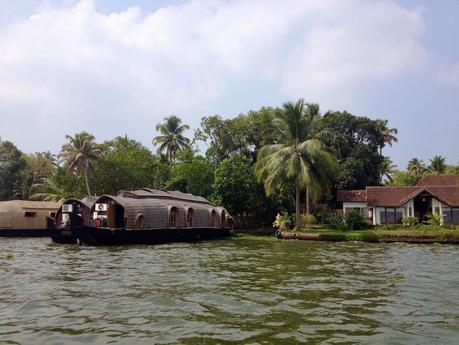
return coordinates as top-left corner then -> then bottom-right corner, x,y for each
407,158 -> 425,176
153,115 -> 191,166
58,132 -> 102,196
429,155 -> 446,174
254,99 -> 336,229
376,119 -> 398,155
380,157 -> 397,184
30,177 -> 66,202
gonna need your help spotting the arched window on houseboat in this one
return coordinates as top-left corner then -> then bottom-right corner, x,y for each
186,208 -> 194,227
210,209 -> 217,227
169,207 -> 178,228
221,210 -> 226,227
134,213 -> 144,229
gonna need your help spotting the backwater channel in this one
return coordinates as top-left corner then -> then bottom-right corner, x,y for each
1,237 -> 458,344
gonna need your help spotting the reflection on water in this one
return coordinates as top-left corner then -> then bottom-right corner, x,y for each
1,238 -> 458,344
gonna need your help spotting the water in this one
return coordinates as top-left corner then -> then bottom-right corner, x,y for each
1,238 -> 458,344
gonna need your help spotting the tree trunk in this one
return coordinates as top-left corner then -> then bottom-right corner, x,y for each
83,169 -> 91,196
295,182 -> 300,230
306,187 -> 310,215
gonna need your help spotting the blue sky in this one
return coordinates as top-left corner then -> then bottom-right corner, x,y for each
0,0 -> 458,169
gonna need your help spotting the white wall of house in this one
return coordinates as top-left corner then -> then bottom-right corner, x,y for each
342,202 -> 368,210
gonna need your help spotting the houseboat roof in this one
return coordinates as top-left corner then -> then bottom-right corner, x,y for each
0,200 -> 60,211
116,188 -> 213,205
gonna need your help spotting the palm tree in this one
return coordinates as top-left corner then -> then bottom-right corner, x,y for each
380,157 -> 396,184
429,155 -> 446,174
58,132 -> 102,196
254,99 -> 336,230
376,119 -> 398,155
153,115 -> 191,166
407,158 -> 425,176
30,177 -> 66,202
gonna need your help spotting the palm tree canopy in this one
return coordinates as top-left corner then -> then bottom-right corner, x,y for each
153,115 -> 191,163
58,132 -> 102,177
380,157 -> 396,183
254,100 -> 336,195
30,177 -> 65,203
407,157 -> 425,176
58,131 -> 102,195
429,155 -> 446,174
376,119 -> 398,147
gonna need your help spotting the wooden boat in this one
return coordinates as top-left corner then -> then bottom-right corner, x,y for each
0,200 -> 59,237
58,189 -> 233,245
49,196 -> 97,244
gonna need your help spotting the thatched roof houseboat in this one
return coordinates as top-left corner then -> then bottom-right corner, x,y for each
49,196 -> 98,243
0,200 -> 59,236
52,189 -> 233,245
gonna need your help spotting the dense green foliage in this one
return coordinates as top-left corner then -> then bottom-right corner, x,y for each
1,100 -> 457,228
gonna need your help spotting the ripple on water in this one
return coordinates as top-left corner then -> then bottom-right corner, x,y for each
0,238 -> 458,344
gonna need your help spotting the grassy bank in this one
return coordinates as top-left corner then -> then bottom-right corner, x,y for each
280,227 -> 459,244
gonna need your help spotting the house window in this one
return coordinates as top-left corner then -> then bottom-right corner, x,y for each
187,208 -> 194,227
169,207 -> 178,228
210,210 -> 217,227
24,212 -> 36,217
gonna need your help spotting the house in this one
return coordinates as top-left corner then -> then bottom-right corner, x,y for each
337,175 -> 459,225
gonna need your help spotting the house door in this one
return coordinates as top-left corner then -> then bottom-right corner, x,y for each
413,194 -> 431,222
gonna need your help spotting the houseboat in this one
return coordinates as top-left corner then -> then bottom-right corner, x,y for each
49,196 -> 98,244
51,189 -> 233,245
0,200 -> 59,237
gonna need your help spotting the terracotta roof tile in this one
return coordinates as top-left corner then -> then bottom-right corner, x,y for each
338,185 -> 459,207
417,175 -> 459,186
337,190 -> 367,202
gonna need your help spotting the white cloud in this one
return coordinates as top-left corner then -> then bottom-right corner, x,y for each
0,0 -> 427,153
437,61 -> 459,86
280,1 -> 426,107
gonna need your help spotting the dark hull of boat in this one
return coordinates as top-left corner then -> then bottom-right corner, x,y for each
0,229 -> 49,237
49,228 -> 78,244
52,225 -> 232,246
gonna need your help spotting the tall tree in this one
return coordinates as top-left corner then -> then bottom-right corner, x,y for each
0,141 -> 25,200
429,155 -> 446,174
321,111 -> 384,190
376,119 -> 398,155
254,99 -> 336,229
58,132 -> 102,196
407,157 -> 425,176
153,115 -> 190,166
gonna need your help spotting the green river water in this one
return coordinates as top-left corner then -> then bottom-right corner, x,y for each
1,237 -> 458,344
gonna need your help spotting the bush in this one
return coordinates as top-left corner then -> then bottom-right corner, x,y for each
426,213 -> 442,226
401,216 -> 419,227
344,210 -> 366,230
300,214 -> 316,228
273,212 -> 293,231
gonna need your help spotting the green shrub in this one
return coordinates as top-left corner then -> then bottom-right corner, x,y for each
273,212 -> 292,231
344,210 -> 366,230
401,216 -> 419,226
300,214 -> 316,227
426,213 -> 442,226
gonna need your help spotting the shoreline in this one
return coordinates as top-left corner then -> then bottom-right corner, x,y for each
278,230 -> 459,244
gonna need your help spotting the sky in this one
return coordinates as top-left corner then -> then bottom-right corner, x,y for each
0,0 -> 458,168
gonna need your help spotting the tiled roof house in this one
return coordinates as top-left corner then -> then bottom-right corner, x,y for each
337,175 -> 459,225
